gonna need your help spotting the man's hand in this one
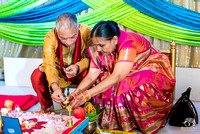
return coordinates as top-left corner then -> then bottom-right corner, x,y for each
63,64 -> 79,78
51,86 -> 64,104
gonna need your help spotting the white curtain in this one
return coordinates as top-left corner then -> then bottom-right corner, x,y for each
0,0 -> 200,79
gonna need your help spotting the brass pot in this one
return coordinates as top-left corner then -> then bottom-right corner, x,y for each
83,121 -> 97,134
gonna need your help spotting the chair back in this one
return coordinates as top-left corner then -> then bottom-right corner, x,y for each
160,40 -> 176,75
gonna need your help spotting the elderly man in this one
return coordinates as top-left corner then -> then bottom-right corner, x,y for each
31,13 -> 92,112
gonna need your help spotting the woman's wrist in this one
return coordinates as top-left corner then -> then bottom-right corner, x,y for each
71,92 -> 78,98
74,88 -> 82,95
81,90 -> 91,102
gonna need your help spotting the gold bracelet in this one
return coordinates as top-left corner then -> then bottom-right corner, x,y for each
71,92 -> 78,98
86,90 -> 91,100
81,93 -> 87,102
82,90 -> 91,101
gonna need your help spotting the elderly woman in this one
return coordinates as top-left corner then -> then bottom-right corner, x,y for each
67,21 -> 176,134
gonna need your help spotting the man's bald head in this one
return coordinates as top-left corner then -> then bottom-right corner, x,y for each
56,13 -> 79,33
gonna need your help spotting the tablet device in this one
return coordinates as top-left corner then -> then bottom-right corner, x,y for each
1,116 -> 22,134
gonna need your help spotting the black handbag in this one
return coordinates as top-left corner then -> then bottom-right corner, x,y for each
167,87 -> 198,127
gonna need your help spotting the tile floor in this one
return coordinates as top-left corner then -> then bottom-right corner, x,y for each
0,80 -> 200,134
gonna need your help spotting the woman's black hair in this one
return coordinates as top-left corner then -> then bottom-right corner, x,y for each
90,21 -> 120,40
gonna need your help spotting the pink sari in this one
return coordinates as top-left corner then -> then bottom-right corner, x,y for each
88,30 -> 176,134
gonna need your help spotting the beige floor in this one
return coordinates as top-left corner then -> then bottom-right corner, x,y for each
0,80 -> 200,134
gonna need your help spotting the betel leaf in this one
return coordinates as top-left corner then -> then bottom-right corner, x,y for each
85,110 -> 98,121
85,110 -> 97,117
93,103 -> 105,114
94,104 -> 100,114
99,106 -> 105,114
85,103 -> 105,121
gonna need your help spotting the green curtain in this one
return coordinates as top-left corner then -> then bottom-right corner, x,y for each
0,0 -> 199,46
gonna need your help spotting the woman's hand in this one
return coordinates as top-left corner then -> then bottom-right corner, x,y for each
64,94 -> 74,102
69,94 -> 86,108
61,94 -> 74,109
63,64 -> 79,78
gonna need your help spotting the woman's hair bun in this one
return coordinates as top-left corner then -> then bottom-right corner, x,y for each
90,20 -> 120,39
108,21 -> 120,33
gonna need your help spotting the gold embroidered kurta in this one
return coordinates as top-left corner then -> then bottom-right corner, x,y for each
41,24 -> 92,88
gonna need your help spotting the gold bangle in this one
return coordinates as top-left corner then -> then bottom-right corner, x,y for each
82,90 -> 90,101
81,93 -> 87,102
71,92 -> 78,98
86,90 -> 91,100
71,94 -> 75,98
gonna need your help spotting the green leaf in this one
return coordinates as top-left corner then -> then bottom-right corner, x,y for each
89,115 -> 99,121
85,110 -> 98,121
84,103 -> 105,121
85,110 -> 97,117
99,107 -> 105,115
93,103 -> 105,114
94,104 -> 100,114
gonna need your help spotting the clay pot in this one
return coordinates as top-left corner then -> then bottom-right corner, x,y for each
83,121 -> 97,134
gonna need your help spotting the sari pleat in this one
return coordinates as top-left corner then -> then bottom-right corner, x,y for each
88,30 -> 175,134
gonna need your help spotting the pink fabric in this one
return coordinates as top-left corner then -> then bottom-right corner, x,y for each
88,30 -> 176,134
0,94 -> 38,111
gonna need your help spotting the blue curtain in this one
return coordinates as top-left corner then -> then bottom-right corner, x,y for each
124,0 -> 200,31
0,0 -> 90,23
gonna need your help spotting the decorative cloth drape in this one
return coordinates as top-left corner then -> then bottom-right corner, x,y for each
0,0 -> 199,46
0,0 -> 90,23
0,0 -> 48,18
0,0 -> 200,79
124,0 -> 200,31
81,0 -> 200,46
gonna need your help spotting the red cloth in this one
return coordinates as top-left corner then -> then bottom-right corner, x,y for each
0,94 -> 38,111
21,118 -> 47,133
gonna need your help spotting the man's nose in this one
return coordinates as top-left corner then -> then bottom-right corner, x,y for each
66,39 -> 75,46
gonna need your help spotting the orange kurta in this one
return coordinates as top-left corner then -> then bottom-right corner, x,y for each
41,24 -> 92,88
